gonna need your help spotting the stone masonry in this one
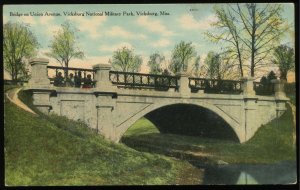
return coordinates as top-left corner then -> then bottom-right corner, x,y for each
24,58 -> 290,143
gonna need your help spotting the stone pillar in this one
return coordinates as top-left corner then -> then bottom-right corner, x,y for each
27,58 -> 53,114
272,79 -> 288,118
32,90 -> 53,114
28,58 -> 51,88
243,96 -> 259,142
93,64 -> 117,141
275,100 -> 287,118
271,79 -> 287,99
176,72 -> 191,98
241,77 -> 259,142
241,77 -> 255,97
96,94 -> 117,142
93,64 -> 113,90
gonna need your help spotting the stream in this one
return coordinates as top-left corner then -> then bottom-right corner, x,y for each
191,160 -> 297,185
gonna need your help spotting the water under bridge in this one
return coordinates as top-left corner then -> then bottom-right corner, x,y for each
24,58 -> 289,143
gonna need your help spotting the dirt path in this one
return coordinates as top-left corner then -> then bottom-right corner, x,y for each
287,102 -> 296,145
6,87 -> 37,115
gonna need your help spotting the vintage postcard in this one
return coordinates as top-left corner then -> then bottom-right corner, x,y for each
3,3 -> 298,187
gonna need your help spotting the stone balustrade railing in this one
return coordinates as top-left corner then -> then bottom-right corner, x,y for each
28,58 -> 287,98
25,58 -> 289,143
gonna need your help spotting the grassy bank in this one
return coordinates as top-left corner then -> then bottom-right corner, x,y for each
122,104 -> 296,165
285,82 -> 296,105
4,86 -> 203,185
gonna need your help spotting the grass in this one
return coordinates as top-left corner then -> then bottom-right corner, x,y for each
287,91 -> 296,106
4,84 -> 296,185
285,82 -> 296,105
4,84 -> 20,92
4,86 -> 203,185
122,103 -> 296,165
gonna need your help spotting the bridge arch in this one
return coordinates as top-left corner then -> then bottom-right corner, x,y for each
116,100 -> 243,143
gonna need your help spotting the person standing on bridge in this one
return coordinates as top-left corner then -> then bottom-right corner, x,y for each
74,71 -> 82,88
53,72 -> 64,87
82,74 -> 93,88
66,73 -> 75,87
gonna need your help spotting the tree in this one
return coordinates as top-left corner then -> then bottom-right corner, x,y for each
191,55 -> 201,77
260,76 -> 268,85
206,5 -> 245,77
169,41 -> 197,73
267,70 -> 277,82
207,3 -> 289,77
3,22 -> 39,83
17,63 -> 31,81
237,3 -> 289,77
257,71 -> 277,95
109,46 -> 142,72
148,52 -> 165,74
272,44 -> 295,80
204,51 -> 237,80
46,21 -> 84,77
204,52 -> 222,79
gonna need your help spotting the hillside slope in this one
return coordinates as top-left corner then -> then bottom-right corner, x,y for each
4,86 -> 202,185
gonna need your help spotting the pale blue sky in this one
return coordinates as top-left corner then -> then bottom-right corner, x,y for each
3,4 -> 295,73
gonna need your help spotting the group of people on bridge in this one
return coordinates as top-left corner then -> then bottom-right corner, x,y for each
53,71 -> 94,88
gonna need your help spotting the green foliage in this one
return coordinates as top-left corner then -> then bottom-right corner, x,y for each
191,55 -> 202,77
273,44 -> 295,80
169,41 -> 197,73
109,47 -> 142,72
256,71 -> 278,95
256,76 -> 272,95
123,106 -> 296,164
122,118 -> 160,137
207,3 -> 290,77
204,51 -> 221,79
285,82 -> 296,105
4,84 -> 20,92
147,52 -> 165,74
267,70 -> 277,81
5,88 -> 202,185
260,76 -> 267,84
203,51 -> 237,80
205,5 -> 245,77
259,71 -> 277,85
285,82 -> 296,94
3,22 -> 39,82
46,21 -> 84,75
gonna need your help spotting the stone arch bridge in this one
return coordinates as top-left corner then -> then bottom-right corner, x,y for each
24,58 -> 289,143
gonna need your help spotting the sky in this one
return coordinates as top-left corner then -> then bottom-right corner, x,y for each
3,3 -> 295,80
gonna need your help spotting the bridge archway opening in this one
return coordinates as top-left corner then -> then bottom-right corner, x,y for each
127,103 -> 240,142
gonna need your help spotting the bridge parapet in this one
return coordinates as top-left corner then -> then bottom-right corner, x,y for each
28,58 -> 51,88
25,58 -> 290,144
27,58 -> 289,100
26,58 -> 53,114
93,63 -> 117,92
271,79 -> 289,117
241,77 -> 256,97
176,72 -> 190,98
188,77 -> 243,94
272,79 -> 287,99
109,70 -> 179,92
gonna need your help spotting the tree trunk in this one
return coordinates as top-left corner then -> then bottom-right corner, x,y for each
280,71 -> 287,81
251,65 -> 255,77
251,5 -> 256,77
65,61 -> 69,79
12,70 -> 18,85
237,48 -> 243,77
